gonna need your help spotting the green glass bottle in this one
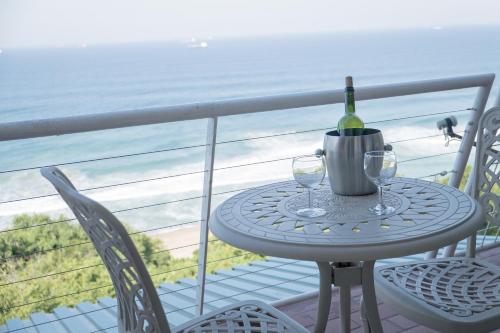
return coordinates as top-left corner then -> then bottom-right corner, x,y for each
337,76 -> 364,135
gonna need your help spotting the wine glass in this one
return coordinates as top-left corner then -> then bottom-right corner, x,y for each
292,155 -> 326,218
364,151 -> 397,215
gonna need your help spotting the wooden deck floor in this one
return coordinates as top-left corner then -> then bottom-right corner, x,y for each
277,246 -> 500,333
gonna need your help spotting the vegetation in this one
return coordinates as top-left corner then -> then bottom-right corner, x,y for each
0,214 -> 264,324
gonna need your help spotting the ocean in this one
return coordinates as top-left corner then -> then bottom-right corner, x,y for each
1,26 -> 499,231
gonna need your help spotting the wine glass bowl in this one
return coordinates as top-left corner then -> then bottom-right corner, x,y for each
292,155 -> 326,218
364,151 -> 397,215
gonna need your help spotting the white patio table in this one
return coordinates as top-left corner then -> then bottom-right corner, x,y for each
209,177 -> 484,333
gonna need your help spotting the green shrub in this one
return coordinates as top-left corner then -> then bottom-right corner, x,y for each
0,214 -> 263,324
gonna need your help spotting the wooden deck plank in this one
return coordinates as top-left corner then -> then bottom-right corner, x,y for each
30,312 -> 67,333
155,285 -> 199,326
204,274 -> 289,301
53,307 -> 98,333
5,319 -> 34,333
214,268 -> 314,295
75,302 -> 119,333
158,282 -> 219,313
171,279 -> 245,309
232,264 -> 319,288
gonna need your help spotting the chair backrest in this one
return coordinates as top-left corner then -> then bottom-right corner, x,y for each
472,106 -> 500,227
41,167 -> 171,333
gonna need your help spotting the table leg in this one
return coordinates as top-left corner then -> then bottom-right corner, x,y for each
361,260 -> 383,333
360,296 -> 371,333
315,261 -> 332,333
340,285 -> 351,332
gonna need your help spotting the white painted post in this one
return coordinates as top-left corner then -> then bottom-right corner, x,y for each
436,84 -> 494,259
196,117 -> 218,315
448,86 -> 492,189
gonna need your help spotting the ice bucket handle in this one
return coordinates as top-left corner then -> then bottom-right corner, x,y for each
314,144 -> 392,157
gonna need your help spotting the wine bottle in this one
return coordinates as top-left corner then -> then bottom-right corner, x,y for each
337,76 -> 364,135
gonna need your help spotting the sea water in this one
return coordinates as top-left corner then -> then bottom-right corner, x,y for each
0,27 -> 499,230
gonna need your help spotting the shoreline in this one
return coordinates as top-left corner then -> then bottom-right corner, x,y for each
151,224 -> 201,258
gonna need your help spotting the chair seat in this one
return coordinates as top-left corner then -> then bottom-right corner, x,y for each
374,258 -> 500,333
173,300 -> 308,333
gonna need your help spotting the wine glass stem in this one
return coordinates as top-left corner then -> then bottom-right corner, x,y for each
378,184 -> 384,207
308,188 -> 312,208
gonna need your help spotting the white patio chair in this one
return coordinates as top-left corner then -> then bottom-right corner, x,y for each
41,166 -> 308,333
367,106 -> 500,333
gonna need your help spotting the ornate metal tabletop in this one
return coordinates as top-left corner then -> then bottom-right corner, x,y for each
210,177 -> 484,261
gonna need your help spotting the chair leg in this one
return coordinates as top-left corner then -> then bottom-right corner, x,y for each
360,296 -> 372,333
340,286 -> 351,332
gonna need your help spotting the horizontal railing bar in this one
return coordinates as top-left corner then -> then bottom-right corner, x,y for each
1,251 -> 255,311
1,257 -> 301,332
0,74 -> 492,141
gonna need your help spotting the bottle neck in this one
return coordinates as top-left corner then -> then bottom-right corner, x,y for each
344,87 -> 356,114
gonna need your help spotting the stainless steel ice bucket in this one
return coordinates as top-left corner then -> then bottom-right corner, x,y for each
323,128 -> 384,196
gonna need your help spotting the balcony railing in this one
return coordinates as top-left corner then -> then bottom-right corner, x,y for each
0,73 -> 498,330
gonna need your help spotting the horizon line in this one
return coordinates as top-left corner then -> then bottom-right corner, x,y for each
1,23 -> 499,51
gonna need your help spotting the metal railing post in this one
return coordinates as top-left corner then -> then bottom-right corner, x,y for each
434,83 -> 494,259
196,116 -> 218,315
448,85 -> 492,188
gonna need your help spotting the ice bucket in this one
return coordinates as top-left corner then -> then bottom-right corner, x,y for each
322,128 -> 384,196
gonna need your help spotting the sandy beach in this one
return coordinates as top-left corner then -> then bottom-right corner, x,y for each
152,224 -> 201,258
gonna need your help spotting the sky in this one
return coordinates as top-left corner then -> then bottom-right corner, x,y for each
1,0 -> 500,49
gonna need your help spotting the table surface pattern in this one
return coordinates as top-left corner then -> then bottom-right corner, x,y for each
213,178 -> 476,247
